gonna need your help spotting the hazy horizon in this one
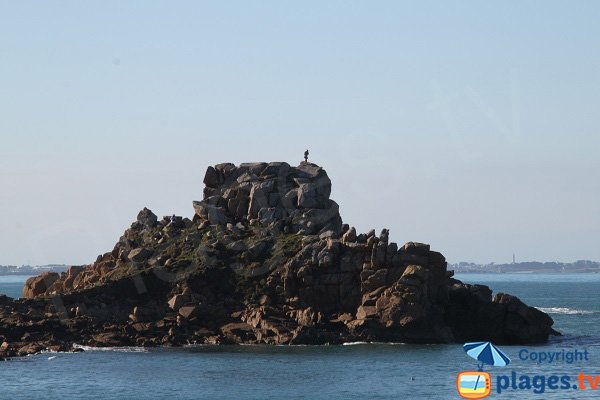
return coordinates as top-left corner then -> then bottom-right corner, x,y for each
2,1 -> 599,265
3,258 -> 600,269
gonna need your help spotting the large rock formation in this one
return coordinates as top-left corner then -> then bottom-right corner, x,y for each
0,161 -> 556,359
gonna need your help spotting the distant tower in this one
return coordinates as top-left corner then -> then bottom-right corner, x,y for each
304,149 -> 309,163
512,253 -> 516,264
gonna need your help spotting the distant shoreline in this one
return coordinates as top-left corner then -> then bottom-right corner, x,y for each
448,260 -> 600,274
0,265 -> 68,277
3,263 -> 600,275
454,270 -> 600,274
450,260 -> 600,274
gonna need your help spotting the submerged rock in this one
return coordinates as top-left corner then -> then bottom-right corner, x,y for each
1,160 -> 556,360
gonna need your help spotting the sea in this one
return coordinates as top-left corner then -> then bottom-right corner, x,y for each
1,273 -> 600,399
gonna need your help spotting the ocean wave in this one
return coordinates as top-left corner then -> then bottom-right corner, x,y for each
342,342 -> 411,346
536,307 -> 595,315
72,344 -> 149,353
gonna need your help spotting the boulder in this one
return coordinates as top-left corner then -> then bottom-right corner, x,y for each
214,163 -> 236,179
342,227 -> 356,243
445,284 -> 555,344
245,240 -> 269,261
93,332 -> 129,347
294,307 -> 320,327
258,207 -> 286,225
297,183 -> 320,208
137,207 -> 158,227
220,322 -> 256,342
203,166 -> 220,187
401,242 -> 430,255
22,272 -> 59,298
178,306 -> 198,319
227,241 -> 247,253
400,265 -> 430,284
356,305 -> 378,320
361,269 -> 388,292
130,305 -> 161,322
296,162 -> 323,179
17,343 -> 45,357
248,180 -> 275,217
66,265 -> 84,279
168,295 -> 187,311
261,162 -> 290,177
128,248 -> 153,263
371,241 -> 387,268
281,188 -> 298,209
192,201 -> 229,225
239,162 -> 268,175
227,192 -> 250,220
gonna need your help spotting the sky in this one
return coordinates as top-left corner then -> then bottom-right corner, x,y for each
1,1 -> 599,266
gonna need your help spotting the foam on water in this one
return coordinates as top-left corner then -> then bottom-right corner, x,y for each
72,344 -> 149,353
536,307 -> 596,315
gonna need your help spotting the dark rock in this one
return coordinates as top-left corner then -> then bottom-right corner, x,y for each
168,295 -> 187,311
18,343 -> 45,357
203,166 -> 220,187
93,332 -> 130,347
137,208 -> 158,227
342,227 -> 356,243
220,322 -> 256,342
401,242 -> 430,255
214,163 -> 236,179
193,201 -> 229,225
130,305 -> 162,322
239,162 -> 268,175
258,207 -> 286,225
178,306 -> 198,319
261,162 -> 290,177
128,248 -> 153,263
227,240 -> 247,253
245,240 -> 269,261
248,181 -> 275,217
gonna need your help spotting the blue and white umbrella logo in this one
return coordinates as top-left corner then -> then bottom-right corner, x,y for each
463,341 -> 511,370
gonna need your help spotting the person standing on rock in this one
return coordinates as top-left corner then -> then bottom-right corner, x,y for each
304,149 -> 309,163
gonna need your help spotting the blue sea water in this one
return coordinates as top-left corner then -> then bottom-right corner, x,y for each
1,273 -> 600,399
0,275 -> 31,299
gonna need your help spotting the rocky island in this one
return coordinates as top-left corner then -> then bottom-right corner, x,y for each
0,161 -> 556,359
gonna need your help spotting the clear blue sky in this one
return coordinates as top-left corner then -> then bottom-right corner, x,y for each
1,1 -> 599,265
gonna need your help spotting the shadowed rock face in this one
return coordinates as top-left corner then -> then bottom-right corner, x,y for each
1,161 -> 556,359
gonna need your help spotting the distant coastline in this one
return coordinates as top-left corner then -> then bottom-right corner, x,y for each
0,264 -> 68,276
451,260 -> 600,274
3,261 -> 599,275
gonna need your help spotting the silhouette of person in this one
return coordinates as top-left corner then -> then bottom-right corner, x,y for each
304,149 -> 309,163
